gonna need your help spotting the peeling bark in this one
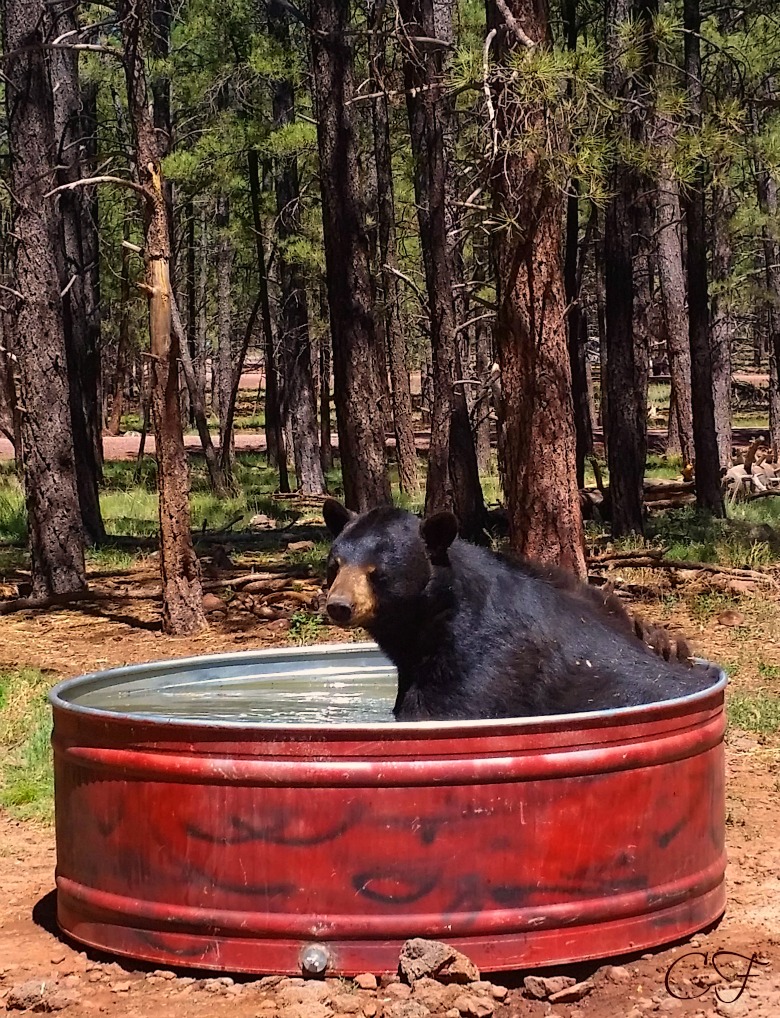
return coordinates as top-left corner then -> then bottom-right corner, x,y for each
118,0 -> 205,635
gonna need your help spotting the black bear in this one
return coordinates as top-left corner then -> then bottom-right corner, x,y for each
322,499 -> 719,721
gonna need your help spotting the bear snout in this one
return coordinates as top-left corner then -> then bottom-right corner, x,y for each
326,597 -> 354,625
325,564 -> 377,627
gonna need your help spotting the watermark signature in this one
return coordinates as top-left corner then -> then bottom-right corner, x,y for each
665,950 -> 768,1003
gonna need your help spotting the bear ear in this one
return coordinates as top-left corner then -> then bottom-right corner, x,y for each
420,511 -> 459,560
323,498 -> 356,537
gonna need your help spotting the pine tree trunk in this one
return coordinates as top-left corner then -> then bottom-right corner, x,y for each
215,193 -> 234,474
119,0 -> 204,635
0,300 -> 22,469
603,0 -> 655,536
107,217 -> 132,436
269,1 -> 325,495
488,0 -> 585,575
667,388 -> 680,455
197,208 -> 209,415
49,1 -> 105,545
399,0 -> 485,539
5,0 -> 87,596
565,183 -> 593,488
165,203 -> 225,494
593,214 -> 609,447
310,0 -> 391,511
81,80 -> 103,468
319,283 -> 333,473
248,150 -> 289,490
711,186 -> 733,468
563,0 -> 593,488
759,173 -> 780,454
771,342 -> 780,456
474,320 -> 493,473
185,200 -> 198,428
361,116 -> 393,430
656,154 -> 694,468
369,0 -> 420,496
175,299 -> 227,495
683,0 -> 725,515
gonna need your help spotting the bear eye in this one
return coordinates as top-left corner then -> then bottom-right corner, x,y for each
326,558 -> 340,585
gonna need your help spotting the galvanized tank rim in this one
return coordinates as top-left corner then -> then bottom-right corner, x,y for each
49,641 -> 728,734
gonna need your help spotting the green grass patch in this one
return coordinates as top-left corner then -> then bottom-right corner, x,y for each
232,413 -> 266,430
288,609 -> 325,645
731,413 -> 769,429
0,667 -> 54,822
645,453 -> 684,479
687,591 -> 739,623
0,546 -> 28,574
758,661 -> 780,682
286,540 -> 330,573
727,691 -> 780,735
648,506 -> 780,569
0,481 -> 27,543
85,547 -> 138,572
119,413 -> 143,433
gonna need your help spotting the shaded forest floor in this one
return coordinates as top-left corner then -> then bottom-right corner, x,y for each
1,448 -> 780,1018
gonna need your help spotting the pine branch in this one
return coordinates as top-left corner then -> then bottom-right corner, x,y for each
44,175 -> 150,201
494,0 -> 536,50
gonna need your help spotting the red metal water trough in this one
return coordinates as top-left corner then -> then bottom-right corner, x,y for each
50,643 -> 726,976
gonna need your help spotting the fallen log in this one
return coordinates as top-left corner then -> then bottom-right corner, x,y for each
643,481 -> 695,500
588,547 -> 668,564
202,568 -> 313,592
645,496 -> 697,510
746,489 -> 780,502
589,556 -> 776,585
0,587 -> 157,616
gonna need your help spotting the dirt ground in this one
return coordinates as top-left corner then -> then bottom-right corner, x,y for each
0,368 -> 771,463
1,561 -> 779,1017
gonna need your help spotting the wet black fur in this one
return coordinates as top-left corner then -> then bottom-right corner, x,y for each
324,503 -> 719,722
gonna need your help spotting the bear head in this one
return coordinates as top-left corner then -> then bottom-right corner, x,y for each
322,498 -> 458,630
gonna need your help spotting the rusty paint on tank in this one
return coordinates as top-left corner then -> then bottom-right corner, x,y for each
50,643 -> 727,976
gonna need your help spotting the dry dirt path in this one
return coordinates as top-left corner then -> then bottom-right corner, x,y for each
0,426 -> 773,464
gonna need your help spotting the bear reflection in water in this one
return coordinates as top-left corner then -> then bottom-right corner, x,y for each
323,499 -> 720,722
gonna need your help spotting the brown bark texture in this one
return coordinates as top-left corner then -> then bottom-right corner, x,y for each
655,127 -> 694,468
563,0 -> 593,488
710,186 -> 734,468
107,217 -> 133,436
311,0 -> 391,511
49,1 -> 105,544
759,171 -> 780,455
369,0 -> 420,496
5,0 -> 87,597
488,0 -> 585,576
682,0 -> 725,515
119,0 -> 205,635
215,193 -> 235,472
269,1 -> 325,495
603,0 -> 654,536
473,301 -> 494,473
319,283 -> 333,473
565,183 -> 594,488
399,0 -> 485,540
248,150 -> 289,490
